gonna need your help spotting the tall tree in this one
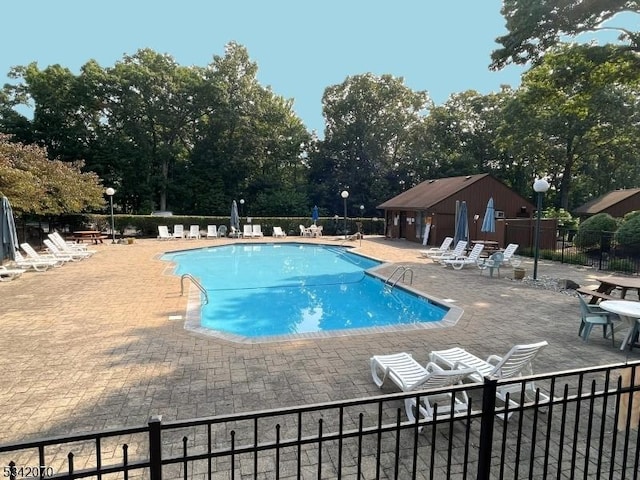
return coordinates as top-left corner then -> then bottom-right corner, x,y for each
491,0 -> 640,69
497,44 -> 640,209
187,42 -> 310,215
419,89 -> 515,181
314,73 -> 429,213
103,49 -> 204,212
2,62 -> 102,161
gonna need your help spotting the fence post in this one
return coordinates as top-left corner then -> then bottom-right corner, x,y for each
149,415 -> 163,480
476,377 -> 497,480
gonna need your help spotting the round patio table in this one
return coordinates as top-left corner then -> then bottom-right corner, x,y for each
599,300 -> 640,351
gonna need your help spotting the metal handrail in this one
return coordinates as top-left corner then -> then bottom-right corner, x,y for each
180,274 -> 209,305
385,266 -> 414,289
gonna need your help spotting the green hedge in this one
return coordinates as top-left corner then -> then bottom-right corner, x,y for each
60,214 -> 385,238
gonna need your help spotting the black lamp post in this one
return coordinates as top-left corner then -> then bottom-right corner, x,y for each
106,187 -> 116,244
533,178 -> 550,280
341,190 -> 349,239
239,199 -> 245,222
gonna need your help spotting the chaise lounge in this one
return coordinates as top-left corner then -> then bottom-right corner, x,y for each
370,352 -> 477,426
429,341 -> 550,419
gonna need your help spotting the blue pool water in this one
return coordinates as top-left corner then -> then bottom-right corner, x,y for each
162,243 -> 449,339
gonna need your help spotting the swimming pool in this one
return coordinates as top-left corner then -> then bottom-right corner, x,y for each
162,243 -> 461,342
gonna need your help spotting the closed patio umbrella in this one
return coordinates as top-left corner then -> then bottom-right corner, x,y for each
231,200 -> 240,233
0,196 -> 18,262
480,197 -> 496,235
453,201 -> 469,246
312,205 -> 319,225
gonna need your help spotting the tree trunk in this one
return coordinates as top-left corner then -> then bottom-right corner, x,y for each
559,136 -> 575,210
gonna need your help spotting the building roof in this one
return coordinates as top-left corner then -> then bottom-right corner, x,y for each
377,173 -> 490,209
574,188 -> 640,215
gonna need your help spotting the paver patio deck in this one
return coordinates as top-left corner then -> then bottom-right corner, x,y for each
1,235 -> 639,446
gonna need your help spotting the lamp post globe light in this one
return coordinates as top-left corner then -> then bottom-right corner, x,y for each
105,187 -> 116,244
341,190 -> 349,239
532,178 -> 550,280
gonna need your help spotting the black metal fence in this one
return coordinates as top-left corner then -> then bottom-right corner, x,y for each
505,224 -> 640,275
2,361 -> 640,480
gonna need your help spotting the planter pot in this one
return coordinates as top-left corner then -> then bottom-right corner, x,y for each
513,267 -> 526,280
127,238 -> 135,244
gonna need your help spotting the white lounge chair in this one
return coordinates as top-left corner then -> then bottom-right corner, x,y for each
20,243 -> 73,263
21,242 -> 73,264
501,243 -> 520,266
442,243 -> 484,270
370,352 -> 476,426
229,226 -> 241,238
157,225 -> 172,240
272,226 -> 286,238
187,225 -> 201,239
206,225 -> 218,238
243,225 -> 253,238
49,233 -> 96,255
429,341 -> 550,419
420,237 -> 453,258
430,240 -> 468,263
172,225 -> 185,239
43,239 -> 88,261
252,224 -> 264,237
14,250 -> 60,270
0,265 -> 27,282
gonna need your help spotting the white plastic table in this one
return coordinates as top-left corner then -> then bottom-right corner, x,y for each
599,300 -> 640,351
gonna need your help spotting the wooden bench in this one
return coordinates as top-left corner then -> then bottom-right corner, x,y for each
576,287 -> 619,303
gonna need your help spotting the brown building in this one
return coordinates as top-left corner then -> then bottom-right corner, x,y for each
377,173 -> 536,247
574,188 -> 640,219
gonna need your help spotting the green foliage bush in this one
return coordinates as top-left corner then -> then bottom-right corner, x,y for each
622,210 -> 640,222
608,258 -> 636,273
617,213 -> 640,253
64,214 -> 385,238
573,213 -> 618,249
543,207 -> 578,230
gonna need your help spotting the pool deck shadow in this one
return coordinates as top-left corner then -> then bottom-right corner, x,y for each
1,235 -> 639,445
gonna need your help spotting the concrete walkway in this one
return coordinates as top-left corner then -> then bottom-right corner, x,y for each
0,235 -> 638,446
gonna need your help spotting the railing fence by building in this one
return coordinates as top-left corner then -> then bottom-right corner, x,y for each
505,223 -> 640,275
1,361 -> 639,480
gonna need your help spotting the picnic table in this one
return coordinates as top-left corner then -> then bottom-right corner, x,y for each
71,230 -> 108,244
578,275 -> 640,304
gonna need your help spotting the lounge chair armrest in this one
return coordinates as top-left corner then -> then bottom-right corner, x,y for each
451,360 -> 472,371
425,361 -> 446,373
386,365 -> 415,391
486,354 -> 502,366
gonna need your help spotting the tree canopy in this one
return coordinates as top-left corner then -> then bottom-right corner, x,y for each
1,39 -> 639,219
491,0 -> 640,69
0,134 -> 105,215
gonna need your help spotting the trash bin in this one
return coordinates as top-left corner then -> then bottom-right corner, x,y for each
513,267 -> 526,280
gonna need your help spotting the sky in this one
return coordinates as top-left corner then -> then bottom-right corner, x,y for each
2,1 -> 633,135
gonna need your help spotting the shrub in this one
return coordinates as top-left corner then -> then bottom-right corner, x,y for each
608,258 -> 636,273
616,214 -> 640,253
623,210 -> 640,222
573,213 -> 618,249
